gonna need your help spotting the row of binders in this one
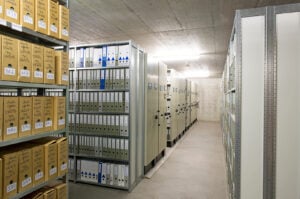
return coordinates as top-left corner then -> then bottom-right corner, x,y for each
69,45 -> 130,68
69,135 -> 129,161
69,114 -> 129,137
69,159 -> 129,188
69,68 -> 130,90
69,91 -> 130,113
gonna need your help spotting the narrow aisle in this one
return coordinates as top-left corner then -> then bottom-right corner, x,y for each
69,121 -> 228,199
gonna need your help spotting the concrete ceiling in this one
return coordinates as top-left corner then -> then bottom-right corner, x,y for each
69,0 -> 300,78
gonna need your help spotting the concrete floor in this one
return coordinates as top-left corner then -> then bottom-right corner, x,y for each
69,121 -> 229,199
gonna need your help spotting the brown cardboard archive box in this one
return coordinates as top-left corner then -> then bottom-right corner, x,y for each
35,0 -> 48,34
53,96 -> 66,130
18,97 -> 32,138
43,47 -> 55,84
17,147 -> 33,193
31,144 -> 45,186
20,0 -> 35,30
3,97 -> 18,141
59,5 -> 69,41
1,35 -> 18,81
55,51 -> 69,85
56,137 -> 68,176
18,40 -> 32,82
32,97 -> 44,134
0,97 -> 3,141
48,0 -> 59,38
43,96 -> 53,132
32,44 -> 44,83
4,0 -> 20,24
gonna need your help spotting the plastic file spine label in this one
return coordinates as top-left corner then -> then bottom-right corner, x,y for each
100,70 -> 105,89
102,46 -> 107,67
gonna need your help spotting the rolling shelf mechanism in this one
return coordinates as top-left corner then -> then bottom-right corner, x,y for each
0,0 -> 70,198
68,41 -> 145,191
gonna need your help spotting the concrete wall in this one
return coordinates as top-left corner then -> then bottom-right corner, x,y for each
196,78 -> 221,122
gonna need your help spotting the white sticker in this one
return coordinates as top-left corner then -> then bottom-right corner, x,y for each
6,9 -> 17,19
50,167 -> 57,175
35,122 -> 43,129
50,24 -> 57,33
24,15 -> 33,24
7,182 -> 17,193
11,23 -> 22,31
34,71 -> 43,78
47,73 -> 54,80
35,172 -> 43,180
61,163 -> 67,171
4,67 -> 16,76
7,127 -> 17,135
20,69 -> 30,77
21,177 -> 32,187
62,74 -> 68,81
38,20 -> 46,29
45,120 -> 52,127
21,124 -> 31,132
59,119 -> 65,126
62,29 -> 69,36
0,18 -> 6,26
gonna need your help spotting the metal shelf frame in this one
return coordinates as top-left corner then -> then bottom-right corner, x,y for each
69,41 -> 146,192
76,180 -> 128,190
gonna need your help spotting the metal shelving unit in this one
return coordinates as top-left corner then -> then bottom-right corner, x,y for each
0,1 -> 69,198
69,41 -> 145,191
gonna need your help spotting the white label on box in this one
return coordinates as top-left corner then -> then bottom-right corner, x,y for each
35,172 -> 43,180
34,71 -> 43,78
7,182 -> 17,193
0,18 -> 6,26
22,177 -> 32,187
21,69 -> 30,77
7,126 -> 17,135
45,120 -> 52,127
35,122 -> 43,129
47,73 -> 54,80
21,124 -> 31,132
24,15 -> 33,24
62,75 -> 68,81
11,23 -> 22,31
6,9 -> 17,19
4,67 -> 16,76
50,167 -> 57,175
62,29 -> 69,36
38,20 -> 46,29
61,163 -> 67,171
59,119 -> 65,125
50,24 -> 57,33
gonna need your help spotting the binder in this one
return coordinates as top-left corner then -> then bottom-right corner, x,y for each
69,49 -> 75,68
107,46 -> 117,67
113,164 -> 118,186
125,92 -> 129,113
106,69 -> 111,89
120,139 -> 124,160
103,115 -> 107,136
84,48 -> 90,68
109,164 -> 114,185
120,116 -> 124,136
76,48 -> 84,68
124,165 -> 129,187
98,162 -> 102,184
111,138 -> 116,159
99,137 -> 103,157
125,68 -> 130,89
110,92 -> 115,112
102,46 -> 107,67
107,138 -> 112,158
106,92 -> 111,112
102,92 -> 107,112
115,139 -> 120,160
95,137 -> 99,155
124,139 -> 129,160
82,70 -> 87,89
118,45 -> 130,66
115,115 -> 120,136
96,70 -> 101,88
87,70 -> 91,88
111,116 -> 116,136
123,116 -> 129,136
115,69 -> 120,89
90,160 -> 99,183
107,115 -> 111,135
87,114 -> 92,133
98,92 -> 103,112
120,69 -> 125,89
100,69 -> 106,89
102,137 -> 108,158
98,115 -> 103,135
118,165 -> 124,187
78,70 -> 83,89
101,162 -> 107,184
77,159 -> 81,180
93,48 -> 102,68
118,92 -> 124,113
106,163 -> 111,185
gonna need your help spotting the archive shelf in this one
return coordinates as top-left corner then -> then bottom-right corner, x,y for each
0,1 -> 70,198
75,180 -> 128,191
69,41 -> 145,191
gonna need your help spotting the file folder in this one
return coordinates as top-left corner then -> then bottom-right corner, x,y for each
125,92 -> 129,113
102,46 -> 107,67
98,162 -> 102,184
93,48 -> 102,68
101,162 -> 107,184
125,69 -> 130,89
113,164 -> 118,186
100,70 -> 106,89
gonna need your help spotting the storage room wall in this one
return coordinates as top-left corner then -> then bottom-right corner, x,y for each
196,78 -> 221,122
